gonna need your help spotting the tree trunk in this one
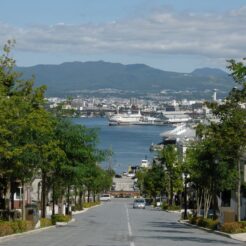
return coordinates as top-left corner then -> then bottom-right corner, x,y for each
79,190 -> 83,210
52,183 -> 55,216
5,180 -> 11,220
93,192 -> 96,203
169,178 -> 173,206
10,180 -> 15,210
153,196 -> 156,207
21,181 -> 26,220
74,187 -> 77,206
184,176 -> 188,219
67,186 -> 70,215
203,188 -> 212,219
87,190 -> 90,203
212,193 -> 218,219
6,181 -> 11,210
58,195 -> 64,215
196,188 -> 202,216
82,191 -> 85,207
41,171 -> 47,218
237,159 -> 241,222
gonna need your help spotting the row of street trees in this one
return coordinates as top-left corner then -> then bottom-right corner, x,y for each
0,41 -> 113,220
136,144 -> 182,207
186,58 -> 246,221
136,58 -> 246,221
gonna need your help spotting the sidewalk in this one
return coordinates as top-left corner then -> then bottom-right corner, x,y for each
180,220 -> 246,242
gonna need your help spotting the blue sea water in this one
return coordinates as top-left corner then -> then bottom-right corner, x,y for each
72,117 -> 172,174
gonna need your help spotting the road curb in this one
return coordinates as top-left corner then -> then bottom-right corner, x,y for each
179,220 -> 246,242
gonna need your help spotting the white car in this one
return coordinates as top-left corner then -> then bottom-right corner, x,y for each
100,194 -> 111,201
133,198 -> 146,209
127,173 -> 135,177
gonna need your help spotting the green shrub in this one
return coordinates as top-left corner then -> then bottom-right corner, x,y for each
189,216 -> 198,224
161,202 -> 169,210
72,204 -> 84,211
197,217 -> 208,227
9,221 -> 20,233
40,218 -> 52,228
51,214 -> 71,225
221,222 -> 243,233
83,201 -> 100,208
161,202 -> 180,211
0,220 -> 34,237
205,219 -> 219,230
26,221 -> 34,231
16,220 -> 27,232
71,202 -> 100,211
168,205 -> 181,211
0,222 -> 14,237
189,216 -> 219,230
240,221 -> 246,228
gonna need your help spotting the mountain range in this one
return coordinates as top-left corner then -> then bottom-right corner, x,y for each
16,61 -> 234,97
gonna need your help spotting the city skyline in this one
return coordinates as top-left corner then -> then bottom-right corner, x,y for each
1,0 -> 246,72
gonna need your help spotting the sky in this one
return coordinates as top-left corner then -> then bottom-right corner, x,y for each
0,0 -> 246,72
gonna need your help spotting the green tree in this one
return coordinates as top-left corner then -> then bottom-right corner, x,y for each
54,118 -> 109,211
158,145 -> 182,206
0,41 -> 111,220
185,136 -> 236,218
186,58 -> 246,220
136,164 -> 166,205
204,59 -> 246,221
0,40 -> 59,219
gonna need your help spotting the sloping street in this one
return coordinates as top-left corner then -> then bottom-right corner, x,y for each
0,199 -> 244,246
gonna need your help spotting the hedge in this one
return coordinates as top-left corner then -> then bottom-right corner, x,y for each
40,218 -> 53,228
51,214 -> 71,225
82,201 -> 100,208
221,222 -> 246,234
189,217 -> 219,230
161,202 -> 180,211
0,220 -> 34,237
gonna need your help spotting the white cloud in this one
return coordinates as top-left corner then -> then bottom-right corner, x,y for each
0,6 -> 246,61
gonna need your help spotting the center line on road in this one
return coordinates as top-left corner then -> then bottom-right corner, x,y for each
125,204 -> 135,246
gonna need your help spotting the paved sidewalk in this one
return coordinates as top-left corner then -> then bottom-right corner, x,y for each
229,233 -> 246,242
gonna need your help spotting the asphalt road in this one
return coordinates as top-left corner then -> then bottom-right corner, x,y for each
0,199 -> 245,246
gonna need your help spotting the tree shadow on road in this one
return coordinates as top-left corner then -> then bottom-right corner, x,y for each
147,221 -> 188,229
138,221 -> 241,245
142,228 -> 191,234
137,235 -> 240,245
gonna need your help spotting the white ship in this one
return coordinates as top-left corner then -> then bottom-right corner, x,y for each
161,111 -> 192,124
108,111 -> 165,126
108,110 -> 192,126
108,110 -> 142,125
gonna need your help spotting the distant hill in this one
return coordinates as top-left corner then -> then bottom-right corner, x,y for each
16,61 -> 234,97
191,67 -> 228,77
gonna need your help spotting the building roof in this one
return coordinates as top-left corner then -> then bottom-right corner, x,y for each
160,123 -> 196,140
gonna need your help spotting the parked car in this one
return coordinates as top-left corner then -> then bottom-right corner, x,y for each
99,194 -> 111,201
133,198 -> 146,209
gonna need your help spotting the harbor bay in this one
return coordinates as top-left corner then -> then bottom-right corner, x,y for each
72,117 -> 172,174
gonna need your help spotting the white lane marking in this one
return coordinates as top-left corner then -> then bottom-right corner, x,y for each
125,204 -> 135,246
